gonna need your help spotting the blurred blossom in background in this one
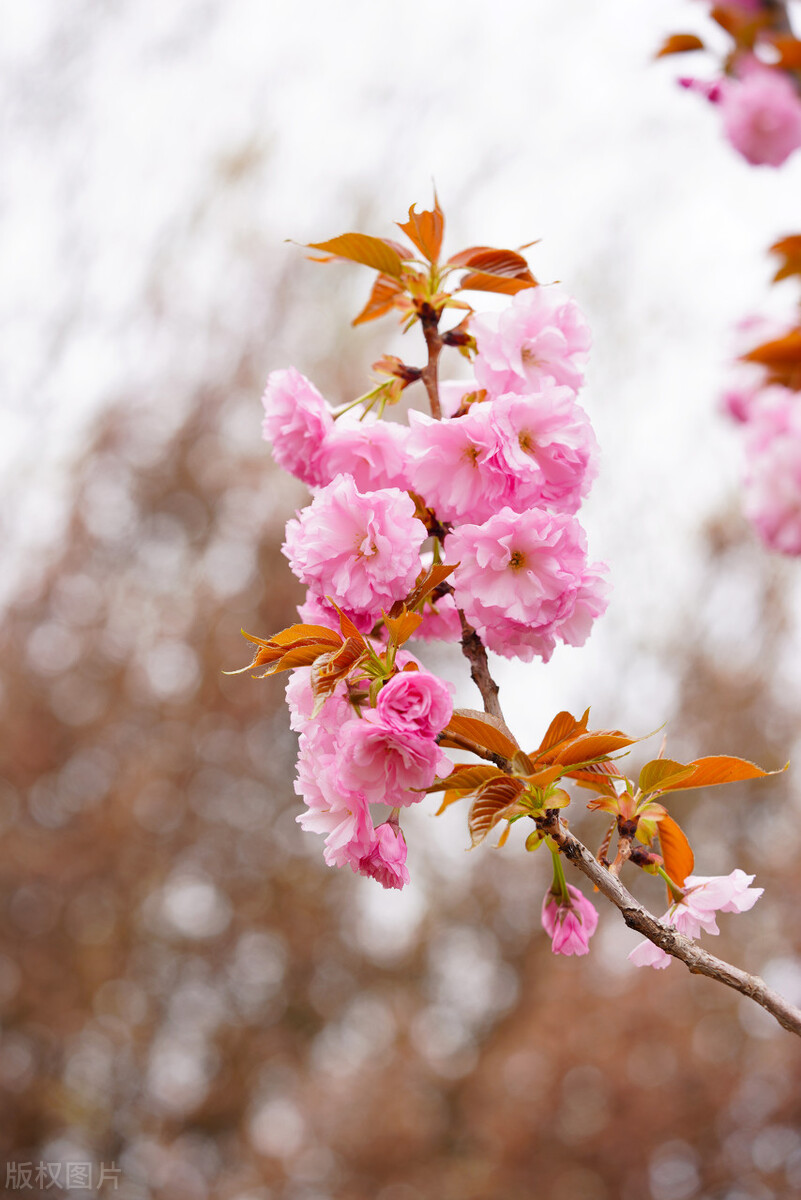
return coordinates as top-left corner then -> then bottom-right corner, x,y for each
2,1 -> 801,1197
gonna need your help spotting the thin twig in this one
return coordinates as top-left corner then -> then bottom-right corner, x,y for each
538,811 -> 801,1038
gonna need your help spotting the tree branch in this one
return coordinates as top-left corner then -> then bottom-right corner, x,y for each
538,811 -> 801,1038
458,609 -> 502,719
419,303 -> 443,420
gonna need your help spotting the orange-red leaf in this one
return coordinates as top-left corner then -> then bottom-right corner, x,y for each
397,561 -> 458,614
427,763 -> 507,794
654,754 -> 784,793
306,233 -> 406,279
741,329 -> 801,390
655,33 -> 705,57
658,813 -> 695,891
310,637 -> 366,714
769,235 -> 801,284
459,271 -> 538,296
554,732 -> 636,766
468,778 -> 526,846
771,35 -> 801,69
396,198 -> 445,264
352,272 -> 406,326
443,709 -> 519,759
382,608 -> 424,646
531,709 -> 591,762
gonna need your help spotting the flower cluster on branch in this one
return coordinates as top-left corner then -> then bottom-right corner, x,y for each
234,198 -> 799,1036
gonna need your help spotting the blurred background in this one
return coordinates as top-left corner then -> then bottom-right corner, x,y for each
3,1 -> 801,1197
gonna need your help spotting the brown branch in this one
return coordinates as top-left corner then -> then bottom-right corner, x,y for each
538,812 -> 801,1038
419,303 -> 443,420
458,609 -> 502,719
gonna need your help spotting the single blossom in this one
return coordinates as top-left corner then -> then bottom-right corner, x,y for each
541,884 -> 599,956
406,405 -> 507,524
319,415 -> 411,493
335,715 -> 451,807
628,869 -> 763,969
283,474 -> 427,617
376,669 -> 453,739
446,507 -> 608,662
719,60 -> 801,168
720,316 -> 790,424
358,820 -> 410,890
261,367 -> 334,486
490,385 -> 598,515
473,287 -> 591,396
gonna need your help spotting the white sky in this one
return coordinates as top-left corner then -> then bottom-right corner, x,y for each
3,0 -> 801,738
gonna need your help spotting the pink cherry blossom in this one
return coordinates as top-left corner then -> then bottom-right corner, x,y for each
628,940 -> 672,970
445,507 -> 608,662
358,821 -> 410,890
261,367 -> 334,486
319,415 -> 411,492
541,884 -> 599,956
719,60 -> 801,167
335,715 -> 450,807
674,870 -> 763,938
743,391 -> 801,554
406,406 -> 507,524
283,474 -> 427,617
720,317 -> 789,424
376,670 -> 453,739
628,869 -> 763,968
491,385 -> 598,514
473,287 -> 591,396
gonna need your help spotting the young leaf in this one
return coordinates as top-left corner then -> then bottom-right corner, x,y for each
638,758 -> 699,794
741,330 -> 801,390
658,813 -> 695,891
310,637 -> 366,715
769,235 -> 801,284
443,709 -> 519,759
426,763 -> 507,794
382,608 -> 424,646
771,35 -> 801,70
468,778 -> 526,846
306,233 -> 406,279
655,33 -> 705,57
553,731 -> 636,766
531,708 -> 591,762
398,561 -> 458,614
352,273 -> 406,326
453,247 -> 537,296
396,198 -> 445,264
653,755 -> 785,793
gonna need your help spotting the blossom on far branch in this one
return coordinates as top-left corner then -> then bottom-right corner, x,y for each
628,870 -> 764,969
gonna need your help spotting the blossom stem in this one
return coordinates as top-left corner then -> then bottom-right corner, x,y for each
549,846 -> 571,904
657,865 -> 686,904
538,811 -> 801,1038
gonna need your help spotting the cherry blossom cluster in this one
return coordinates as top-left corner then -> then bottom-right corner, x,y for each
266,287 -> 607,659
259,285 -> 608,891
661,3 -> 801,167
241,206 -> 788,1026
